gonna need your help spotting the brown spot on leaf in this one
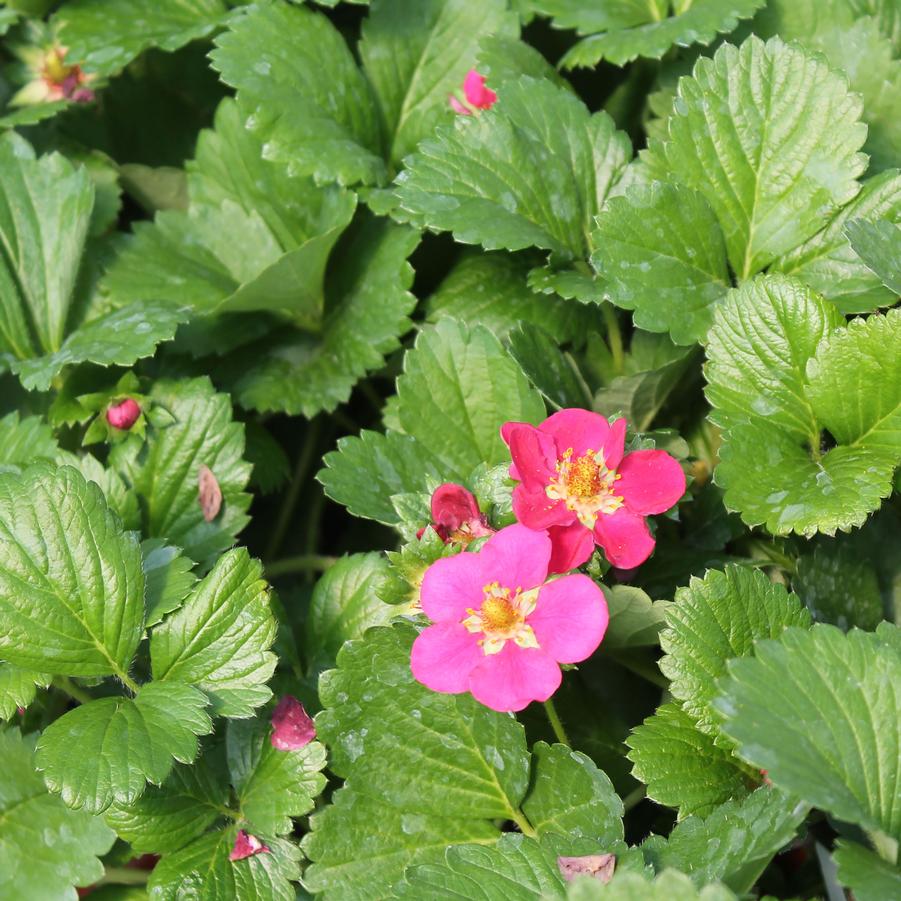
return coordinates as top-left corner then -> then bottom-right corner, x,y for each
557,853 -> 616,884
198,465 -> 222,522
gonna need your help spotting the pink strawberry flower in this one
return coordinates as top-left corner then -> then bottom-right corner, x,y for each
229,830 -> 270,862
417,483 -> 494,546
502,410 -> 685,572
270,695 -> 315,750
410,524 -> 608,712
449,69 -> 497,115
106,397 -> 141,430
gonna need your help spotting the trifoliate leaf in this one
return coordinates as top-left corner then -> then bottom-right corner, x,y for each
641,788 -> 807,893
306,553 -> 395,669
110,377 -> 252,565
566,869 -> 738,901
845,217 -> 901,295
659,566 -> 811,734
522,742 -> 623,843
151,548 -> 277,718
627,702 -> 751,819
55,0 -> 229,77
599,585 -> 670,650
833,840 -> 901,901
148,830 -> 301,901
0,463 -> 144,678
714,623 -> 901,838
0,729 -> 115,899
105,755 -> 230,855
142,539 -> 198,629
226,717 -> 327,835
706,276 -> 901,535
0,664 -> 49,719
36,682 -> 212,813
395,76 -> 630,264
379,530 -> 460,607
0,410 -> 58,472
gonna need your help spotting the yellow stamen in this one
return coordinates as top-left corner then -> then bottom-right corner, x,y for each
546,447 -> 624,529
462,582 -> 540,656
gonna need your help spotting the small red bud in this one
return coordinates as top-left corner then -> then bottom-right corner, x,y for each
229,830 -> 270,862
271,695 -> 316,750
106,398 -> 141,431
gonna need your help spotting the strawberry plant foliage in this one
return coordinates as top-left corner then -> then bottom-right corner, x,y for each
0,1 -> 898,898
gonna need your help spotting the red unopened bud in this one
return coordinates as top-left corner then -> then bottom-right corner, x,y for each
229,830 -> 269,862
270,695 -> 316,750
106,398 -> 141,430
425,483 -> 494,546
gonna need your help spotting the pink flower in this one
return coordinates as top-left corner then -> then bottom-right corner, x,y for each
270,695 -> 315,750
417,483 -> 494,546
502,410 -> 685,572
449,69 -> 497,115
229,830 -> 270,862
106,398 -> 141,430
410,524 -> 608,712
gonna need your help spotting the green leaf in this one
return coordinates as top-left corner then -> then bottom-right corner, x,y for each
627,702 -> 751,819
508,323 -> 592,410
591,183 -> 729,345
211,1 -> 385,187
845,217 -> 901,295
0,410 -> 58,472
227,717 -> 327,835
142,539 -> 198,628
105,754 -> 230,855
600,585 -> 670,650
148,829 -> 301,901
306,553 -> 396,669
641,788 -> 807,893
0,463 -> 144,678
0,664 -> 49,719
714,623 -> 901,838
151,548 -> 277,718
395,76 -> 630,261
360,0 -> 517,166
56,0 -> 229,77
36,682 -> 212,813
706,276 -> 901,535
0,729 -> 115,899
647,36 -> 867,281
833,840 -> 901,901
659,565 -> 811,734
522,742 -> 623,843
110,377 -> 252,565
565,869 -> 737,901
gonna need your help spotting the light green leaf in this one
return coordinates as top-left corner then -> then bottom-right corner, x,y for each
0,729 -> 115,900
648,36 -> 867,281
0,463 -> 144,678
105,755 -> 230,855
305,552 -> 396,668
0,664 -> 50,719
142,539 -> 198,629
360,0 -> 517,165
566,869 -> 737,901
833,840 -> 901,901
395,76 -> 630,261
845,217 -> 901,295
36,682 -> 212,813
600,585 -> 670,650
714,623 -> 901,838
151,548 -> 277,718
148,829 -> 301,901
659,565 -> 811,734
110,377 -> 252,565
627,702 -> 751,818
522,742 -> 624,843
56,0 -> 228,77
227,717 -> 327,835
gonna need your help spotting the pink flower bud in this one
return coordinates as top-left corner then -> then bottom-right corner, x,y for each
229,830 -> 270,862
106,398 -> 141,430
448,69 -> 497,115
270,695 -> 316,750
423,483 -> 494,546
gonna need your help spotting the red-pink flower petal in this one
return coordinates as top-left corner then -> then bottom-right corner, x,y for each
503,422 -> 558,490
229,830 -> 270,862
593,508 -> 656,569
463,69 -> 497,109
270,695 -> 316,750
528,574 -> 608,664
479,524 -> 550,591
420,551 -> 484,622
617,450 -> 686,515
106,398 -> 141,430
603,417 -> 628,470
468,645 -> 561,712
431,483 -> 480,527
546,522 -> 595,574
511,484 -> 572,531
449,94 -> 471,115
539,409 -> 611,457
411,622 -> 482,694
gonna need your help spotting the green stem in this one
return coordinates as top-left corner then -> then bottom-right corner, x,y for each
602,303 -> 625,376
266,554 -> 338,579
265,419 -> 321,561
543,697 -> 571,747
509,808 -> 537,838
622,785 -> 646,813
117,670 -> 141,696
96,867 -> 150,887
359,380 -> 384,418
869,829 -> 899,865
53,676 -> 94,705
302,489 -> 327,584
608,650 -> 668,689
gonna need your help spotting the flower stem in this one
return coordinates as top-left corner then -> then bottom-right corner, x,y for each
622,785 -> 646,813
543,697 -> 571,747
509,808 -> 537,838
53,676 -> 94,705
602,302 -> 625,376
96,867 -> 150,887
265,554 -> 337,579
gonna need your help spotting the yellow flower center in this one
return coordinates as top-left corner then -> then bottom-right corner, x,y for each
462,581 -> 540,656
546,447 -> 624,529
